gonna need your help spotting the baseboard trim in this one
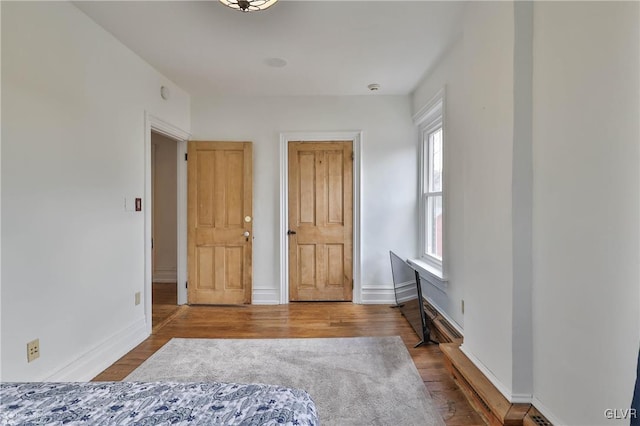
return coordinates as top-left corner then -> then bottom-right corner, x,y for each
46,318 -> 148,382
427,309 -> 552,426
441,343 -> 530,426
459,344 -> 527,403
360,286 -> 396,304
254,286 -> 395,305
153,267 -> 177,283
252,288 -> 280,305
393,281 -> 415,303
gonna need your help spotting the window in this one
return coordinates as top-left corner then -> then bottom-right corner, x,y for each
415,89 -> 445,276
424,127 -> 443,261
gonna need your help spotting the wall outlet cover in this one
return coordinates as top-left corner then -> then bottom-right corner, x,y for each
27,339 -> 40,363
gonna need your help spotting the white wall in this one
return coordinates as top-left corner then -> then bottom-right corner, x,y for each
152,133 -> 178,283
412,0 -> 540,402
411,37 -> 465,330
1,2 -> 190,381
0,1 -> 3,372
460,1 -> 516,397
510,1 -> 534,401
191,95 -> 417,303
413,0 -> 639,421
531,2 -> 640,424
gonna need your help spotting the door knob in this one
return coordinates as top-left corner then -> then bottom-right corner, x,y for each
243,231 -> 250,237
287,230 -> 297,235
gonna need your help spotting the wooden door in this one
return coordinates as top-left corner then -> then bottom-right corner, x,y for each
188,141 -> 252,304
288,141 -> 353,301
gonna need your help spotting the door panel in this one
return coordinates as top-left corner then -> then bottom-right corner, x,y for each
188,141 -> 252,304
288,141 -> 353,301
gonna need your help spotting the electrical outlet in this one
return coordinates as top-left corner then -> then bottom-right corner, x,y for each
27,339 -> 40,363
135,292 -> 141,306
461,299 -> 465,314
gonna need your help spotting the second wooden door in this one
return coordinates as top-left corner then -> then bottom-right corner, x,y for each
288,141 -> 353,301
187,141 -> 252,304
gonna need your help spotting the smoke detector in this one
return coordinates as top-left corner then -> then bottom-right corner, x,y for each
367,83 -> 380,91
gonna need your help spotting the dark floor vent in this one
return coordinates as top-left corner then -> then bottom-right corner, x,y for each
531,414 -> 552,426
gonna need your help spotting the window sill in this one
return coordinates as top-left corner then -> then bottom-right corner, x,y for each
407,258 -> 448,291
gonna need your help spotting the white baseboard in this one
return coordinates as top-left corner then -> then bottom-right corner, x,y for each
153,267 -> 177,283
360,286 -> 396,304
532,396 -> 566,425
393,281 -> 414,304
153,278 -> 177,283
252,288 -> 280,305
459,344 -> 532,404
45,317 -> 148,382
511,393 -> 533,404
253,286 -> 396,305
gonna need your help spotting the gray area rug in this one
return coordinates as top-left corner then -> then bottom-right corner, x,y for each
125,336 -> 444,426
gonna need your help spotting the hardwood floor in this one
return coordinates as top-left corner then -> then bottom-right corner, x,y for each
96,297 -> 486,425
151,282 -> 181,332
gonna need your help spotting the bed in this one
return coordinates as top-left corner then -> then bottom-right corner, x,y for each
0,381 -> 319,425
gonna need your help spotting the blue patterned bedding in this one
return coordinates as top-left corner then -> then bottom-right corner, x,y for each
0,381 -> 319,425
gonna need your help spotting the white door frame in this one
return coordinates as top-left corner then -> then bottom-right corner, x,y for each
279,131 -> 363,304
144,112 -> 191,334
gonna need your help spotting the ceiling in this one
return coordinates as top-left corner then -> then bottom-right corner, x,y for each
74,1 -> 464,97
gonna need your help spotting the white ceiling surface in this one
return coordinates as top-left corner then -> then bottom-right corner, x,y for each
74,1 -> 464,96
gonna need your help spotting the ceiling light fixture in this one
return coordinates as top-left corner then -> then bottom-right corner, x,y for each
219,0 -> 278,12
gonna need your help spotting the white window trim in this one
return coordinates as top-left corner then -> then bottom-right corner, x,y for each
413,88 -> 447,289
407,258 -> 446,291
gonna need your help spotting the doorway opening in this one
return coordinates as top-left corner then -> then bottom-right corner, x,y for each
144,113 -> 190,334
151,131 -> 180,329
